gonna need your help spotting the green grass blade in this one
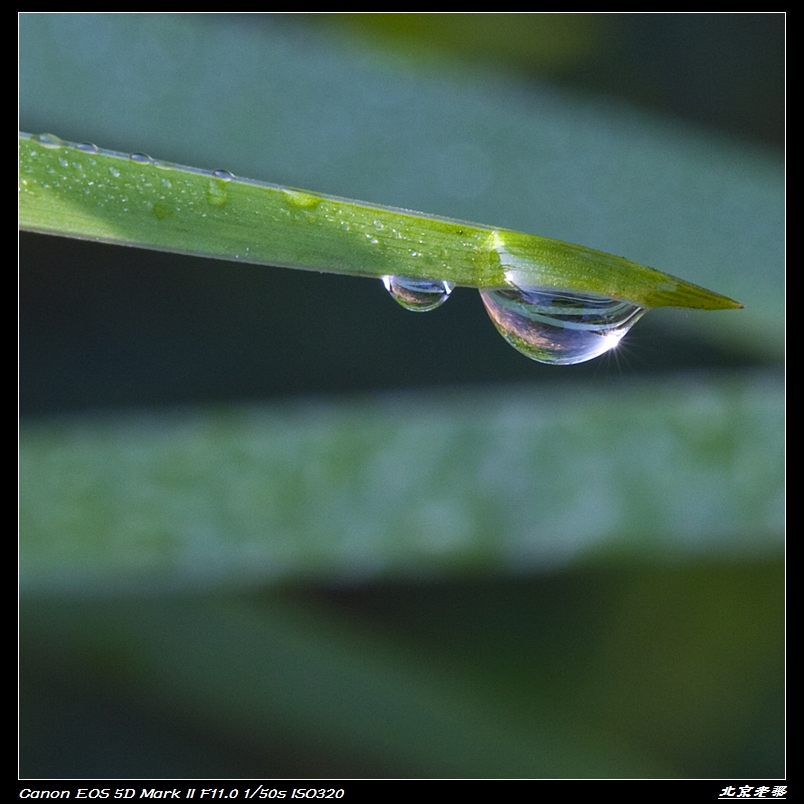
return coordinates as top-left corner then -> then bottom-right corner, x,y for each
19,133 -> 741,311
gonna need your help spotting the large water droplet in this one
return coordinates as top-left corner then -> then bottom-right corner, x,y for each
383,276 -> 454,312
480,286 -> 647,365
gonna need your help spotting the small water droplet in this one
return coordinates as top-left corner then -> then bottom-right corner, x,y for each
211,169 -> 234,181
284,189 -> 322,209
32,133 -> 65,148
383,276 -> 454,312
151,202 -> 173,220
206,179 -> 229,207
109,166 -> 121,178
76,142 -> 98,153
479,286 -> 647,365
130,152 -> 154,164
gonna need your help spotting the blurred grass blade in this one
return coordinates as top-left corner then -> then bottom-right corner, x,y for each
20,594 -> 674,778
20,374 -> 783,596
19,133 -> 740,311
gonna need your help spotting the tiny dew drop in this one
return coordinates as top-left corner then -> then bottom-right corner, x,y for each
32,133 -> 65,148
151,202 -> 173,220
206,179 -> 229,207
130,152 -> 154,164
479,286 -> 647,365
383,276 -> 454,312
75,142 -> 98,153
211,169 -> 234,180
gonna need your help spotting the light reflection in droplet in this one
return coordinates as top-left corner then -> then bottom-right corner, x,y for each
382,276 -> 454,312
480,285 -> 647,365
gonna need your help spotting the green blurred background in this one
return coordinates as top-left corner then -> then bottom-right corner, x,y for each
20,14 -> 784,778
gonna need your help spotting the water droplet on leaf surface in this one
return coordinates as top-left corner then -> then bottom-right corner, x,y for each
480,286 -> 647,365
383,276 -> 454,312
206,178 -> 229,207
32,133 -> 65,148
130,152 -> 155,165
